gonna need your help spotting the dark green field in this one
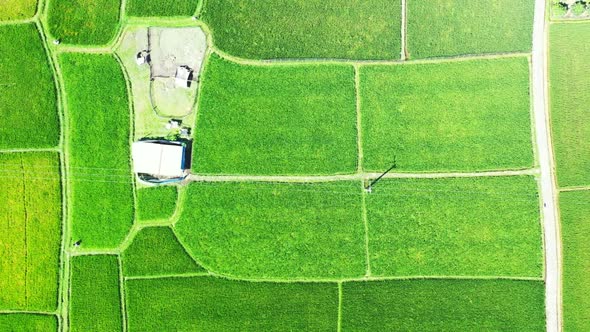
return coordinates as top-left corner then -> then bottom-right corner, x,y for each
126,0 -> 197,17
126,276 -> 338,331
0,24 -> 59,149
136,185 -> 177,221
59,53 -> 134,249
0,314 -> 58,332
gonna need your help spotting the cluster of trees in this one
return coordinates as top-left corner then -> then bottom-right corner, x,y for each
552,0 -> 590,17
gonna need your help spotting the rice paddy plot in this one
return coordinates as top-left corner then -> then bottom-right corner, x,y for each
0,0 -> 37,20
341,279 -> 546,331
366,176 -> 543,277
560,190 -> 590,331
549,22 -> 590,188
69,255 -> 122,332
122,227 -> 206,277
0,152 -> 61,311
0,314 -> 58,332
47,0 -> 121,45
126,276 -> 338,331
407,0 -> 534,59
59,54 -> 133,249
202,0 -> 401,60
193,55 -> 357,175
176,181 -> 366,279
126,0 -> 198,17
136,186 -> 178,222
360,57 -> 533,172
0,24 -> 59,149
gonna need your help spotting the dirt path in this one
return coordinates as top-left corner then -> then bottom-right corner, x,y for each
532,0 -> 562,331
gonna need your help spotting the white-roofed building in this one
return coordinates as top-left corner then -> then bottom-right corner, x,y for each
132,140 -> 188,181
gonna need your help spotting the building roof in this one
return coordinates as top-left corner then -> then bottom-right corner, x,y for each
132,141 -> 185,178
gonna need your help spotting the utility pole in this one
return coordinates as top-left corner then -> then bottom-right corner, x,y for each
365,158 -> 397,193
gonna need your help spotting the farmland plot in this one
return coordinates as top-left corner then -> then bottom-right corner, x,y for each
126,0 -> 198,17
126,276 -> 338,331
69,255 -> 122,332
122,227 -> 206,277
0,24 -> 59,149
560,190 -> 590,331
47,0 -> 121,45
176,181 -> 366,279
407,0 -> 534,59
549,23 -> 590,188
341,279 -> 545,331
361,58 -> 533,172
0,152 -> 61,311
59,54 -> 133,249
366,176 -> 543,277
193,55 -> 357,175
136,186 -> 177,222
202,0 -> 401,60
0,314 -> 57,332
0,0 -> 37,20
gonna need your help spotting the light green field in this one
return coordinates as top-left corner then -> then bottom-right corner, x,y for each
0,24 -> 59,149
176,181 -> 366,279
126,276 -> 338,331
360,57 -> 533,172
0,0 -> 37,20
126,0 -> 197,17
407,0 -> 534,59
0,152 -> 61,311
193,55 -> 357,175
69,255 -> 122,332
341,279 -> 546,331
202,0 -> 401,60
47,0 -> 121,45
136,186 -> 177,222
366,176 -> 543,277
0,314 -> 57,332
549,22 -> 590,188
560,190 -> 590,331
122,227 -> 206,277
59,53 -> 133,249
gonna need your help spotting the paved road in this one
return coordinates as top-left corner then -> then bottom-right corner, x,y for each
531,0 -> 562,331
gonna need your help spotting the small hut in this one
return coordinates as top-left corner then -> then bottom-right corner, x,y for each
136,50 -> 150,65
175,66 -> 193,88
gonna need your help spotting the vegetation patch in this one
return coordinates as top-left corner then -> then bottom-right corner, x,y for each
122,227 -> 206,277
136,186 -> 178,221
0,152 -> 61,311
126,276 -> 338,331
59,54 -> 133,249
361,58 -> 533,172
126,0 -> 198,17
202,0 -> 401,60
176,181 -> 366,279
549,23 -> 590,188
193,55 -> 357,175
0,24 -> 59,149
0,0 -> 37,20
47,0 -> 121,45
560,190 -> 590,331
407,0 -> 534,59
69,255 -> 122,332
366,176 -> 543,277
0,314 -> 57,332
341,279 -> 546,331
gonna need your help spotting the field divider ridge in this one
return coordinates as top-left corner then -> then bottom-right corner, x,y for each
353,64 -> 363,173
400,0 -> 407,60
337,281 -> 343,332
0,310 -> 59,315
558,185 -> 590,192
360,181 -> 371,277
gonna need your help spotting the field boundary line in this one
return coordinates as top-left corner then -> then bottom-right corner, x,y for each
68,250 -> 120,256
400,0 -> 407,60
353,65 -> 363,173
0,147 -> 60,153
20,155 -> 29,307
0,310 -> 58,315
169,185 -> 188,226
360,182 -> 371,277
559,186 -> 590,192
0,18 -> 36,25
124,272 -> 211,281
117,255 -> 128,332
337,282 -> 343,332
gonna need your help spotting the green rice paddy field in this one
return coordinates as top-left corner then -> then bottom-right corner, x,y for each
126,0 -> 198,17
0,0 -> 38,21
0,314 -> 58,332
136,186 -> 178,222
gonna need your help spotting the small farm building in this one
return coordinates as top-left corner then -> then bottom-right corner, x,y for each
132,140 -> 187,178
175,66 -> 193,88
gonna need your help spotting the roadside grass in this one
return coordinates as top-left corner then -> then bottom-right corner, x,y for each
136,186 -> 177,222
341,279 -> 546,331
126,0 -> 198,17
193,55 -> 357,175
176,181 -> 366,279
69,255 -> 122,332
366,176 -> 543,277
360,57 -> 533,172
0,24 -> 59,149
47,0 -> 121,45
202,0 -> 401,60
407,0 -> 534,59
126,276 -> 338,331
122,227 -> 206,277
0,152 -> 61,311
560,190 -> 590,331
549,23 -> 590,188
0,314 -> 57,332
0,0 -> 37,20
59,53 -> 134,249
